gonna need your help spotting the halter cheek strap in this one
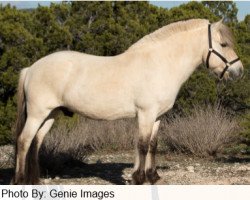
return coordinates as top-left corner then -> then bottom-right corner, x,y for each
206,24 -> 240,79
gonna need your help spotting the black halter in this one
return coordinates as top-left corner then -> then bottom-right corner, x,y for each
206,24 -> 240,79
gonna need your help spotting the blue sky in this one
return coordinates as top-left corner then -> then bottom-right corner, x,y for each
1,1 -> 249,21
150,1 -> 250,21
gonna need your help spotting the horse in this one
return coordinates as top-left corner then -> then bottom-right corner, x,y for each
13,19 -> 243,185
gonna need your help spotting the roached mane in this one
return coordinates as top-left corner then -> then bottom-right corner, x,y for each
128,19 -> 235,51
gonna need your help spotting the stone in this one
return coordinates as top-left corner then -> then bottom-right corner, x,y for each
44,178 -> 51,184
186,166 -> 195,173
237,166 -> 250,171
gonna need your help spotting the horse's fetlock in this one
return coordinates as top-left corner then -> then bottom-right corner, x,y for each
146,168 -> 160,184
132,169 -> 146,185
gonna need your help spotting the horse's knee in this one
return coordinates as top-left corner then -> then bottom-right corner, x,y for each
17,135 -> 30,152
146,168 -> 160,184
132,169 -> 146,185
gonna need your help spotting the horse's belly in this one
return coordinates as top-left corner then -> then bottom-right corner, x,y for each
65,97 -> 136,120
75,105 -> 136,120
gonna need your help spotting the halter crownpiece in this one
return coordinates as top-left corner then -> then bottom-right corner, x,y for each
206,24 -> 240,79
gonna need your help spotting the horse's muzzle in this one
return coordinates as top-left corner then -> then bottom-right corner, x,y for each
229,64 -> 244,80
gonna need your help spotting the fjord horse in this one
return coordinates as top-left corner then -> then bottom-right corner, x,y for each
13,19 -> 243,184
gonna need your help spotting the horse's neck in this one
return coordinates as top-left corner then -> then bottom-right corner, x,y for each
125,26 -> 207,88
161,27 -> 207,85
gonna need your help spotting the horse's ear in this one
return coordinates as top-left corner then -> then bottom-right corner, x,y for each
212,19 -> 223,30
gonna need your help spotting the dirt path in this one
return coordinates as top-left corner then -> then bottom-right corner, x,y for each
0,145 -> 249,185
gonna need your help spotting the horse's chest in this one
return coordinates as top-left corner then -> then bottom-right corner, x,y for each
155,92 -> 177,116
157,101 -> 174,116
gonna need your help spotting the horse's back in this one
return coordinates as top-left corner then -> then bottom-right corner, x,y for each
24,51 -> 137,119
25,51 -> 112,92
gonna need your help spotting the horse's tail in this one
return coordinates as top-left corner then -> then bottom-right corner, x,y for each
15,68 -> 28,142
15,68 -> 40,184
13,67 -> 28,183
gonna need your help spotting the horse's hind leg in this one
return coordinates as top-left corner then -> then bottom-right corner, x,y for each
27,116 -> 55,184
145,120 -> 161,184
14,111 -> 51,184
132,110 -> 156,185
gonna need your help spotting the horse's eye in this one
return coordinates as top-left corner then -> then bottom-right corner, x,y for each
221,43 -> 227,48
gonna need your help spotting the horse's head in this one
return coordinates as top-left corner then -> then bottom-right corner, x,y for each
203,20 -> 243,80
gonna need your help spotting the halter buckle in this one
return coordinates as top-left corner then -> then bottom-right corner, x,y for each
226,63 -> 231,67
208,48 -> 213,52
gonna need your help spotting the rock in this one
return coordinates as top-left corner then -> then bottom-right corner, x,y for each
54,176 -> 60,180
44,178 -> 51,184
186,166 -> 195,173
216,167 -> 221,173
237,166 -> 250,172
125,180 -> 130,185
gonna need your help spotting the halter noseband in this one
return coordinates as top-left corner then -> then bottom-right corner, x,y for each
206,24 -> 240,79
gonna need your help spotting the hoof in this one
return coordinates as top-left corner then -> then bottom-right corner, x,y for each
132,170 -> 146,185
30,178 -> 41,185
12,174 -> 40,185
27,175 -> 41,185
10,177 -> 16,185
146,169 -> 160,184
12,176 -> 26,185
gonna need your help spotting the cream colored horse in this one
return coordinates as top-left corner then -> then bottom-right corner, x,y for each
13,19 -> 243,185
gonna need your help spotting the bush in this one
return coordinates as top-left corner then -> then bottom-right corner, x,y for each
74,117 -> 137,151
39,116 -> 137,173
161,105 -> 240,157
238,111 -> 250,154
39,123 -> 89,174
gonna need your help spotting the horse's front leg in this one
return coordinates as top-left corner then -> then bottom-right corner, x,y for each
132,110 -> 156,185
145,120 -> 161,184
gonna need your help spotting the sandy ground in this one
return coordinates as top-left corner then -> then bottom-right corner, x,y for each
0,145 -> 249,185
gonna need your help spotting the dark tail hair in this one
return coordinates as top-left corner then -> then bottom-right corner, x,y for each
15,68 -> 28,144
13,68 -> 28,183
15,68 -> 40,184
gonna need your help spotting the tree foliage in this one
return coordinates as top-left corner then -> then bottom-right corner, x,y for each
202,1 -> 238,23
0,1 -> 249,147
